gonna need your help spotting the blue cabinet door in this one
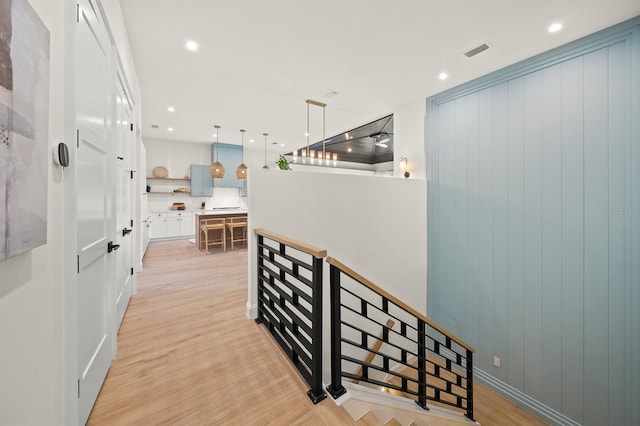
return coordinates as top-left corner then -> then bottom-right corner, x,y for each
190,164 -> 213,197
211,143 -> 244,188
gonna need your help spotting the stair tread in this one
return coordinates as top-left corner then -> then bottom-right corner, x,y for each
357,411 -> 404,426
357,411 -> 385,426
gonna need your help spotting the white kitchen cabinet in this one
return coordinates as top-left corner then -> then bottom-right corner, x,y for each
167,211 -> 194,237
151,212 -> 167,239
180,212 -> 194,236
151,211 -> 194,239
166,214 -> 180,237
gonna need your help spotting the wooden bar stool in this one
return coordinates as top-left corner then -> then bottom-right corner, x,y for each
200,218 -> 226,254
226,216 -> 248,250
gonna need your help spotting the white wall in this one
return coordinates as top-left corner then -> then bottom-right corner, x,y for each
145,137 -> 210,179
393,100 -> 427,179
0,0 -> 64,423
1,0 -> 142,423
247,169 -> 427,382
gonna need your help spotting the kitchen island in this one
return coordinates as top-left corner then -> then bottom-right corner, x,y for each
194,208 -> 248,250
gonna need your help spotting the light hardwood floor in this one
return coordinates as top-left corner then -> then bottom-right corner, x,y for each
88,239 -> 547,425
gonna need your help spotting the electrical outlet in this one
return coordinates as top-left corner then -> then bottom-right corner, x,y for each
493,356 -> 501,368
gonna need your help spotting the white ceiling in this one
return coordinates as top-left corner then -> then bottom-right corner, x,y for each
119,0 -> 640,154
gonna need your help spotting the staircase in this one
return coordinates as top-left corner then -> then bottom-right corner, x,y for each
337,382 -> 478,425
254,230 -> 478,425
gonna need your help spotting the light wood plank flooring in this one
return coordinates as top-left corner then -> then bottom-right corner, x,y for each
88,239 -> 546,425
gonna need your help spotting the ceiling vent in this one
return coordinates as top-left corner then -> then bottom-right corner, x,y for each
151,124 -> 159,129
464,43 -> 490,58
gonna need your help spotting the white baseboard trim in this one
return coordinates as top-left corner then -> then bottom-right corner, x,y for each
474,368 -> 580,426
246,301 -> 258,319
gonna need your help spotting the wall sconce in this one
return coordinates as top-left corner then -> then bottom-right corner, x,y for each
400,157 -> 410,178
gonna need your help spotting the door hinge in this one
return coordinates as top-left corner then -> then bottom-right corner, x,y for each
77,379 -> 80,398
130,170 -> 136,179
76,129 -> 79,148
77,255 -> 80,274
130,123 -> 134,132
76,4 -> 79,23
130,267 -> 134,276
130,219 -> 134,227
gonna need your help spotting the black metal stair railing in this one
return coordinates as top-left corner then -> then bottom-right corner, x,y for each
254,229 -> 327,404
325,257 -> 476,421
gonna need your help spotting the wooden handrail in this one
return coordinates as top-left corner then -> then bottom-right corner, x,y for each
326,256 -> 475,353
254,228 -> 327,259
352,319 -> 395,384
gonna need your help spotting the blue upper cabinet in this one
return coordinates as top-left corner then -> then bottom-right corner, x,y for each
211,143 -> 244,188
190,164 -> 213,196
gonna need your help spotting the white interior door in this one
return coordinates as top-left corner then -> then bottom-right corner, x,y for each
114,76 -> 134,330
75,1 -> 113,423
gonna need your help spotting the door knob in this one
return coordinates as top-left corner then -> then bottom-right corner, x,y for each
107,241 -> 120,253
122,227 -> 132,236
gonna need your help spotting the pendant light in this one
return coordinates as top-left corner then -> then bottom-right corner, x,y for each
236,129 -> 248,179
262,133 -> 269,169
304,99 -> 334,165
210,125 -> 225,179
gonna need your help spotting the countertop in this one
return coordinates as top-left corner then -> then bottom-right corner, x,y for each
194,208 -> 247,215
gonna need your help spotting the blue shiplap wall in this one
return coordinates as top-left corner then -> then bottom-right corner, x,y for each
427,18 -> 639,426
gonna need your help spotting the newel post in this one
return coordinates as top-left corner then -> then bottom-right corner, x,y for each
326,264 -> 347,399
307,256 -> 326,403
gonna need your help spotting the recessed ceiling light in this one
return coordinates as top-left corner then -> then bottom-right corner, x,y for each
280,143 -> 285,147
347,148 -> 352,153
438,72 -> 448,81
249,139 -> 254,143
548,22 -> 563,33
168,127 -> 174,132
168,106 -> 175,112
185,40 -> 198,51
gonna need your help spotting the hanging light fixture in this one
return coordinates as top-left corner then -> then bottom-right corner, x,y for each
304,99 -> 335,165
262,133 -> 269,169
236,129 -> 248,179
210,125 -> 225,178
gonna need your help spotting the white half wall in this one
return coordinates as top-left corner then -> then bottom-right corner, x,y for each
247,168 -> 427,383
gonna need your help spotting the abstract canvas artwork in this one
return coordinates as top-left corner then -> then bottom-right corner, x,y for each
0,0 -> 50,261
